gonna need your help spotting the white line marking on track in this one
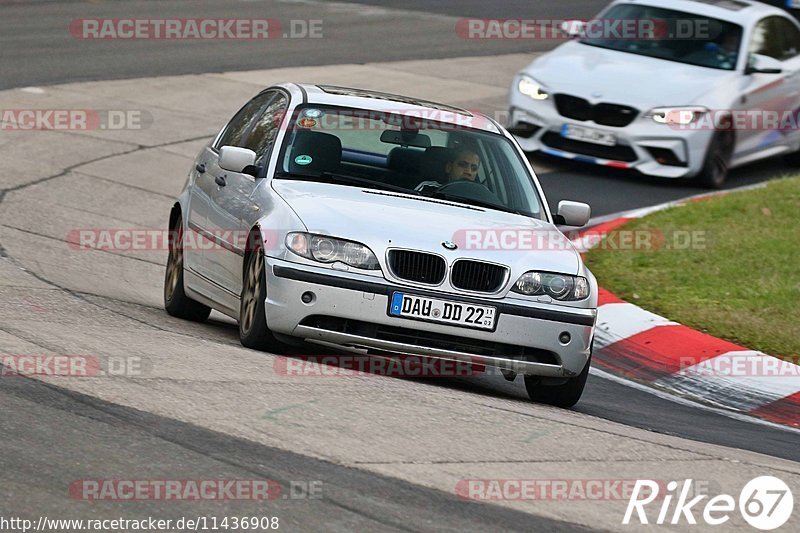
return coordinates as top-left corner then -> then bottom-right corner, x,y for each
590,367 -> 800,435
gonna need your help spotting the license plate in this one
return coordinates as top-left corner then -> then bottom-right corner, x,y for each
561,124 -> 617,146
389,292 -> 497,330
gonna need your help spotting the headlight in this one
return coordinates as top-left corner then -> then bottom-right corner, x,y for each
645,106 -> 707,125
285,232 -> 380,270
511,271 -> 589,301
517,75 -> 549,101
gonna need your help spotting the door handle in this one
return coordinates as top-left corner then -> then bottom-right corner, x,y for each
196,163 -> 206,173
215,175 -> 227,187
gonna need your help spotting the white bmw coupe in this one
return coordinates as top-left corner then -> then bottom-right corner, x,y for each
508,0 -> 800,187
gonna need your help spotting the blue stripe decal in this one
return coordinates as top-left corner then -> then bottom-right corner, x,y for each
542,148 -> 569,158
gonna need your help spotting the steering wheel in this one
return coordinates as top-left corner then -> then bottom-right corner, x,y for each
437,179 -> 503,205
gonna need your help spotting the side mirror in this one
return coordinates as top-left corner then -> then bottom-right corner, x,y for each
560,20 -> 586,38
554,200 -> 591,227
745,53 -> 782,75
219,146 -> 257,175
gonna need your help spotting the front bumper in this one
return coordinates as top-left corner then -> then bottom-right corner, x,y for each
508,92 -> 716,178
264,258 -> 596,377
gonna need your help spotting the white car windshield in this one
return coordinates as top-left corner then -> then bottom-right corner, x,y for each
580,4 -> 744,71
275,105 -> 545,220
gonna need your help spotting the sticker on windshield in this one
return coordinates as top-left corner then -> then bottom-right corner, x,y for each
294,155 -> 313,166
297,117 -> 317,128
303,108 -> 322,118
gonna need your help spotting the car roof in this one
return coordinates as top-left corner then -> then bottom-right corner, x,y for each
611,0 -> 790,24
287,83 -> 502,134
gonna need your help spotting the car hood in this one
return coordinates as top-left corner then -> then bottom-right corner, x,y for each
271,180 -> 581,275
526,41 -> 736,107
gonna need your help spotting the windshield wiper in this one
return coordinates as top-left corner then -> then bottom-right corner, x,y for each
428,191 -> 528,217
274,171 -> 417,195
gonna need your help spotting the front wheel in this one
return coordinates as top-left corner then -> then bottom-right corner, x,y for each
239,235 -> 284,352
524,356 -> 590,408
695,130 -> 734,189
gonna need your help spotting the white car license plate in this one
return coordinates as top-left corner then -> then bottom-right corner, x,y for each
561,124 -> 617,146
389,292 -> 497,330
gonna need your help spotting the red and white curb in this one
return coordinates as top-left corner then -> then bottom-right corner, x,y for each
572,190 -> 800,428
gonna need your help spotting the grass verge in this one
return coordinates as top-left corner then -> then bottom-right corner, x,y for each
585,176 -> 800,361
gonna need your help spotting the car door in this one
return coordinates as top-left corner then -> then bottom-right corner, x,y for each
736,16 -> 800,158
188,91 -> 276,284
206,90 -> 289,297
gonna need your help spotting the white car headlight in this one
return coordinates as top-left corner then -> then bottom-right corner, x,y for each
512,271 -> 589,301
517,75 -> 549,101
646,106 -> 708,125
285,232 -> 380,270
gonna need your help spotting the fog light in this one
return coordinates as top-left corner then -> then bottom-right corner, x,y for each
301,291 -> 315,304
559,332 -> 571,345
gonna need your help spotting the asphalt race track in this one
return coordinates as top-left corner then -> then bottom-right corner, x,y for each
1,1 -> 799,531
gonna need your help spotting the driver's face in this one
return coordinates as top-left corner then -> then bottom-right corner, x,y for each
446,152 -> 480,181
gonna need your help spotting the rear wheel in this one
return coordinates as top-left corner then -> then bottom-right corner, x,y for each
239,235 -> 284,352
524,356 -> 590,408
695,130 -> 734,189
164,215 -> 211,321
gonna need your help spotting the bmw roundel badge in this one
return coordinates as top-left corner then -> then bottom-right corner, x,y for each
442,241 -> 458,250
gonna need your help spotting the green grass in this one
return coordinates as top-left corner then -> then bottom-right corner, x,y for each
585,177 -> 800,361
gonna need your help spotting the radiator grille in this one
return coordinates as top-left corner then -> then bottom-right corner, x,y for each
451,260 -> 508,293
554,94 -> 638,127
387,250 -> 446,284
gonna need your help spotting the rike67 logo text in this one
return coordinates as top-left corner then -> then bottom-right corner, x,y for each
624,477 -> 793,530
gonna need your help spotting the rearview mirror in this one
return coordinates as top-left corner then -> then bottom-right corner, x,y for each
560,20 -> 586,38
745,54 -> 782,75
219,146 -> 257,175
554,200 -> 591,227
380,130 -> 431,148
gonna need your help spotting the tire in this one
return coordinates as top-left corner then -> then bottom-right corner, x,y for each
524,355 -> 591,408
783,148 -> 800,167
695,130 -> 734,189
239,235 -> 284,352
164,215 -> 212,322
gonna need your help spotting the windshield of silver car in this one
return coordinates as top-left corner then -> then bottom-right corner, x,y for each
274,105 -> 546,219
580,4 -> 744,71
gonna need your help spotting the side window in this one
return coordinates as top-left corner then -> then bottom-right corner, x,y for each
215,91 -> 275,149
776,17 -> 800,59
242,93 -> 288,165
748,17 -> 782,60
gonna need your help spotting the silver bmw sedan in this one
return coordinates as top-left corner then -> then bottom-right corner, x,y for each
164,83 -> 597,407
